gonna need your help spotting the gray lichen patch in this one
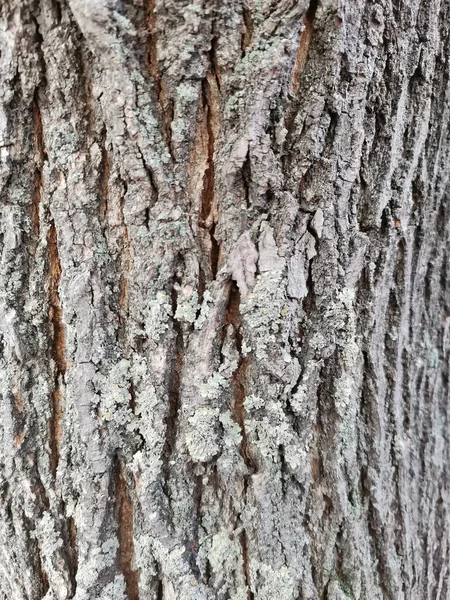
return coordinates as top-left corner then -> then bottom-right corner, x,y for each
186,407 -> 220,463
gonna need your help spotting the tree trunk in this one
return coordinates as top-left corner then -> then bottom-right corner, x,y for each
1,0 -> 449,598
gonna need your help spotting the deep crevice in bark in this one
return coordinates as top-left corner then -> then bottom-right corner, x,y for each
145,0 -> 174,156
240,528 -> 254,600
226,284 -> 253,470
47,223 -> 67,477
199,53 -> 221,280
118,178 -> 131,343
284,0 -> 318,132
165,283 -> 183,459
241,6 -> 253,53
37,547 -> 50,598
115,458 -> 140,600
31,90 -> 46,237
290,0 -> 318,96
66,515 -> 78,596
98,127 -> 110,234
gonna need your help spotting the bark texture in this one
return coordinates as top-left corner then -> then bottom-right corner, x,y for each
0,0 -> 450,599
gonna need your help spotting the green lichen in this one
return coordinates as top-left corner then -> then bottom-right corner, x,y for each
219,411 -> 242,448
241,270 -> 287,360
96,359 -> 134,429
244,394 -> 265,411
186,407 -> 220,462
208,530 -> 241,574
174,291 -> 200,324
230,588 -> 249,600
250,561 -> 296,600
99,575 -> 127,600
194,290 -> 213,330
143,291 -> 172,340
245,399 -> 303,470
200,372 -> 226,399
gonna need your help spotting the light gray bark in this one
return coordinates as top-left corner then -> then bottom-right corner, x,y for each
0,0 -> 449,598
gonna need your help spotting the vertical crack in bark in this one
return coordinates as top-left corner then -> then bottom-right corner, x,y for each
48,223 -> 67,477
226,284 -> 252,468
115,458 -> 140,600
200,76 -> 220,279
67,515 -> 78,595
290,0 -> 318,96
199,45 -> 221,280
145,0 -> 174,154
209,38 -> 221,92
146,0 -> 159,92
32,91 -> 46,237
226,284 -> 255,598
98,127 -> 110,233
242,150 -> 251,213
162,282 -> 183,504
37,547 -> 50,597
240,528 -> 254,600
284,0 -> 318,134
241,6 -> 253,54
118,179 -> 131,343
156,578 -> 163,600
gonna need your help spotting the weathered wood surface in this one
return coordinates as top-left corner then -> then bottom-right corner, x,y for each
0,0 -> 449,598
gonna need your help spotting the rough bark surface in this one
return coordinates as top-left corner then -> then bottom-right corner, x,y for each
0,0 -> 449,599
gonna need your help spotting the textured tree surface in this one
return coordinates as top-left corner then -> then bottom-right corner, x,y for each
1,0 -> 450,598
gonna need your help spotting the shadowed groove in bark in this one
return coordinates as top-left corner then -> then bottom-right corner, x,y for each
156,578 -> 163,600
115,458 -> 140,600
226,284 -> 253,469
285,0 -> 318,131
241,6 -> 253,53
67,515 -> 78,596
225,283 -> 256,598
31,90 -> 46,237
200,74 -> 220,279
164,283 -> 184,459
290,0 -> 318,95
160,277 -> 184,525
240,528 -> 254,600
223,279 -> 257,597
98,127 -> 110,232
145,0 -> 174,154
37,547 -> 50,597
118,178 -> 131,341
47,223 -> 67,477
13,430 -> 25,448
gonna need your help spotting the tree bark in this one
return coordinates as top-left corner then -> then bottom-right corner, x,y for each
0,0 -> 449,598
